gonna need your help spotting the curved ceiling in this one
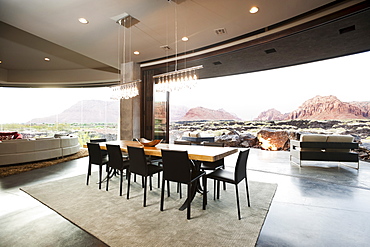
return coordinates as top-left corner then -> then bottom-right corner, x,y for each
0,0 -> 369,87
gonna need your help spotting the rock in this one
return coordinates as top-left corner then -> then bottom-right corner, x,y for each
288,131 -> 300,141
239,133 -> 258,148
257,129 -> 290,151
215,130 -> 241,147
357,146 -> 370,162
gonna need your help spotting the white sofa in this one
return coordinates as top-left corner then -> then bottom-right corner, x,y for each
290,134 -> 359,169
0,136 -> 80,166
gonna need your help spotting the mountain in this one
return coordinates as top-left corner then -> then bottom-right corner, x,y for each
288,95 -> 367,120
29,100 -> 119,123
349,101 -> 370,117
254,108 -> 288,121
255,96 -> 369,121
180,107 -> 241,121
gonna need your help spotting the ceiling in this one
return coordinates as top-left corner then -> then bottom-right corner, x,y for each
0,0 -> 369,87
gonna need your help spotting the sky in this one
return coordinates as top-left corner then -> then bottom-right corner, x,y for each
0,87 -> 113,124
0,50 -> 369,124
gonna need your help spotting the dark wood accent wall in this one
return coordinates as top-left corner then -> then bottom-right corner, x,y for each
141,70 -> 155,140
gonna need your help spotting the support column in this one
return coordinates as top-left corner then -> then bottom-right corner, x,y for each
119,61 -> 141,140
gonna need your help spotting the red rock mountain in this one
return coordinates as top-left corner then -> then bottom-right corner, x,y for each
181,107 -> 241,121
255,108 -> 289,121
288,95 -> 368,120
349,101 -> 370,117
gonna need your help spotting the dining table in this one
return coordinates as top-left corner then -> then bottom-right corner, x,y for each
92,140 -> 238,162
84,140 -> 238,210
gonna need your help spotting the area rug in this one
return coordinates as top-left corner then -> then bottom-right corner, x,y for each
0,149 -> 88,178
21,173 -> 277,247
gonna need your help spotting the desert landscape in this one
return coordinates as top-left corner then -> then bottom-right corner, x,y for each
167,95 -> 370,160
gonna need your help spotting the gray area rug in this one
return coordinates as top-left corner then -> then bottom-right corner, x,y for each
21,173 -> 277,247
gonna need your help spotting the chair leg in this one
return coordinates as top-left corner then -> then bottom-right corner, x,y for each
167,181 -> 170,197
187,183 -> 191,220
223,181 -> 226,190
127,172 -> 131,199
99,165 -> 102,190
149,175 -> 153,190
213,180 -> 216,200
217,181 -> 220,199
235,184 -> 241,220
143,176 -> 148,207
86,163 -> 91,185
120,170 -> 123,196
106,167 -> 110,191
178,183 -> 182,199
245,178 -> 250,207
203,176 -> 207,210
158,173 -> 160,188
160,178 -> 165,211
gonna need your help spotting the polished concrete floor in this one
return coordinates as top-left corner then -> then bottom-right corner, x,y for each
1,149 -> 370,247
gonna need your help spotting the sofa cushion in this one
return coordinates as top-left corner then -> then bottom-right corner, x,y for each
34,138 -> 61,151
299,134 -> 327,152
300,134 -> 328,142
60,137 -> 79,148
326,135 -> 354,152
326,135 -> 354,142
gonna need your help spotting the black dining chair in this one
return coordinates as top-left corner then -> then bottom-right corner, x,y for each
90,138 -> 108,156
106,144 -> 130,196
201,142 -> 227,192
127,146 -> 163,207
160,149 -> 206,220
203,149 -> 251,220
174,140 -> 192,145
86,142 -> 109,189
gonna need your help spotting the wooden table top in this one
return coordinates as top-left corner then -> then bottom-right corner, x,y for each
85,140 -> 238,162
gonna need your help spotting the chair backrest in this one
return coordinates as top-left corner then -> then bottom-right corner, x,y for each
234,149 -> 250,183
127,146 -> 148,175
161,149 -> 192,184
87,142 -> 104,165
90,138 -> 107,143
174,140 -> 191,145
106,144 -> 125,170
203,142 -> 225,147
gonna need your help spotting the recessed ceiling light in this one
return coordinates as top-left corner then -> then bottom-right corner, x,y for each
134,51 -> 140,55
78,18 -> 89,24
182,36 -> 189,42
44,57 -> 50,61
0,60 -> 2,64
249,6 -> 259,14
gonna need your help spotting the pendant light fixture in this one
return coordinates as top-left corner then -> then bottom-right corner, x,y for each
154,0 -> 203,93
111,14 -> 140,100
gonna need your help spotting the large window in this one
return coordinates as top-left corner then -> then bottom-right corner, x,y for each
153,51 -> 370,143
0,87 -> 119,146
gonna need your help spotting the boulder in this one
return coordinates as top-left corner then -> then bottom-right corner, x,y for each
257,129 -> 290,151
240,133 -> 258,148
216,130 -> 241,147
